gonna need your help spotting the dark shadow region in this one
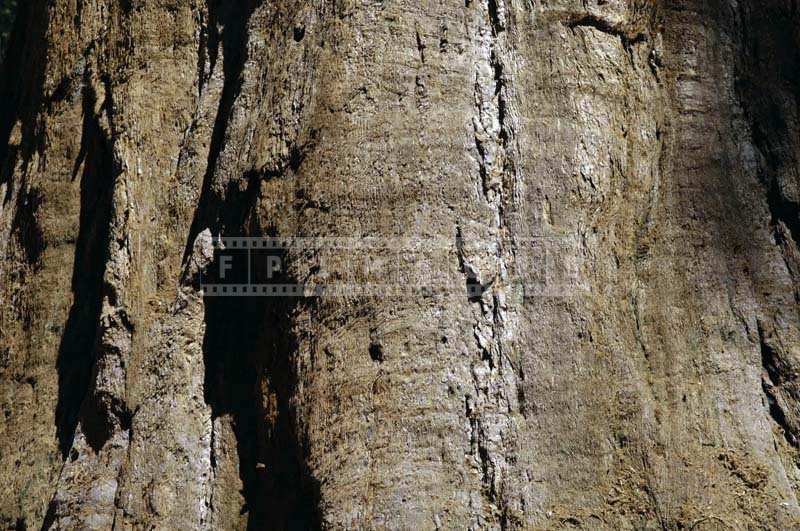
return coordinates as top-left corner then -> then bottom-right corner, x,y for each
54,75 -> 118,458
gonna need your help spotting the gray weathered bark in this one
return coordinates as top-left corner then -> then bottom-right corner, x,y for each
0,0 -> 799,529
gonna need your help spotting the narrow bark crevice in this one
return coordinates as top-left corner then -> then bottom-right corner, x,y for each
564,14 -> 647,47
462,3 -> 523,524
767,177 -> 800,246
54,76 -> 117,458
487,0 -> 504,34
761,379 -> 797,446
456,226 -> 488,302
183,0 -> 259,261
197,0 -> 221,99
758,322 -> 799,447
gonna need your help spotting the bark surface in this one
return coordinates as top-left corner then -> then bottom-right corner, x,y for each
0,0 -> 799,529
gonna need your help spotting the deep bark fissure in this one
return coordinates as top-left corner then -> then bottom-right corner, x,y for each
183,0 -> 259,262
54,75 -> 118,458
203,237 -> 319,530
198,162 -> 319,527
758,322 -> 798,447
464,1 -> 521,524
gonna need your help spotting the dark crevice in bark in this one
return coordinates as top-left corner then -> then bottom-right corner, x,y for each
758,322 -> 798,447
487,0 -> 504,34
54,76 -> 117,458
465,5 -> 521,517
183,1 -> 325,512
202,172 -> 320,529
196,10 -> 210,98
465,396 -> 498,506
183,0 -> 259,262
759,323 -> 787,387
734,4 -> 800,247
493,56 -> 507,139
414,28 -> 425,64
742,95 -> 800,244
197,1 -> 222,98
293,24 -> 305,42
368,339 -> 384,363
203,254 -> 320,529
80,386 -> 133,454
456,226 -> 488,302
767,175 -> 800,246
565,14 -> 647,48
10,185 -> 44,268
761,380 -> 796,446
0,0 -> 49,200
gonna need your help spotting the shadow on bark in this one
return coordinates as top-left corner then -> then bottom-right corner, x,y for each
202,232 -> 320,528
203,292 -> 320,529
54,76 -> 116,458
0,0 -> 45,262
733,1 -> 800,245
0,0 -> 48,195
183,1 -> 321,524
733,0 -> 800,447
199,168 -> 319,528
182,0 -> 260,262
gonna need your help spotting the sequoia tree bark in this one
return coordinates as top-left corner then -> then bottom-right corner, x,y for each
0,0 -> 799,529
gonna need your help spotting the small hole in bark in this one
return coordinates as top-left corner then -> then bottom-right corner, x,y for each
466,277 -> 484,302
293,25 -> 305,42
369,343 -> 384,363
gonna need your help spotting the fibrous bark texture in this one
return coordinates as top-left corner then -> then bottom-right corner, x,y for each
0,0 -> 799,529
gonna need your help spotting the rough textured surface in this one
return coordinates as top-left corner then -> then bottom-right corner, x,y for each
0,0 -> 798,529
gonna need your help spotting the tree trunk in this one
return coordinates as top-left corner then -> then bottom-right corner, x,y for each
0,0 -> 799,529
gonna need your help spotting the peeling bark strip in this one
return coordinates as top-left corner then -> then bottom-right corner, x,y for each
1,0 -> 800,529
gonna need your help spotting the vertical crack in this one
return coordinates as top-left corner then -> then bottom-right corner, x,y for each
766,177 -> 800,246
183,0 -> 259,262
54,72 -> 119,457
758,322 -> 799,447
463,0 -> 522,525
